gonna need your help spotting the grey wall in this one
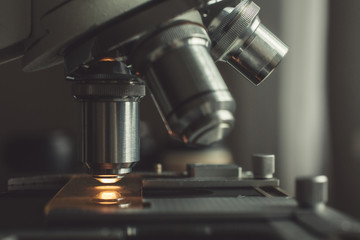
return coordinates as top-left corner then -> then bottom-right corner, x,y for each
328,0 -> 360,219
0,60 -> 80,177
0,60 -> 77,137
278,0 -> 329,194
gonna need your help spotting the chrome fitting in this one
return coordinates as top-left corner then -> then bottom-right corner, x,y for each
209,0 -> 288,85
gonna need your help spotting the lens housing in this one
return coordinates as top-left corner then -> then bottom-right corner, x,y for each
209,0 -> 288,85
70,61 -> 145,176
131,21 -> 235,146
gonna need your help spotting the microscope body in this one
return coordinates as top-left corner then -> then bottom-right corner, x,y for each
1,1 -> 360,239
1,0 -> 288,177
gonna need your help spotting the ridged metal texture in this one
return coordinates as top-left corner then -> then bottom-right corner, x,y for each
72,70 -> 145,176
209,0 -> 288,85
131,21 -> 235,146
72,83 -> 145,99
210,0 -> 260,59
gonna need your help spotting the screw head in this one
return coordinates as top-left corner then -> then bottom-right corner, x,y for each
296,175 -> 328,208
252,154 -> 275,179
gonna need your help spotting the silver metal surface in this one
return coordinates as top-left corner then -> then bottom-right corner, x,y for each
209,0 -> 288,85
131,20 -> 236,146
142,177 -> 279,189
252,154 -> 275,179
71,63 -> 146,176
296,175 -> 328,208
270,221 -> 318,240
187,163 -> 242,178
82,101 -> 140,175
295,206 -> 360,237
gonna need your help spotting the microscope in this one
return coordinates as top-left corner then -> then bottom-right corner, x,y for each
0,0 -> 359,239
66,0 -> 288,180
1,0 -> 287,179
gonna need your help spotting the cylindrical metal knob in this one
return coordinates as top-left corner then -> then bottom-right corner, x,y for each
252,154 -> 275,179
296,175 -> 328,208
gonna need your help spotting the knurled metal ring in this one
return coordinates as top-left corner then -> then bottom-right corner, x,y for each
72,83 -> 145,98
131,22 -> 210,71
210,1 -> 260,59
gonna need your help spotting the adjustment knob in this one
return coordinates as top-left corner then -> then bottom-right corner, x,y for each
252,154 -> 275,179
296,176 -> 328,208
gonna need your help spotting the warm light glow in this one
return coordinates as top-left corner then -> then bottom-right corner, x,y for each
94,175 -> 123,184
94,190 -> 123,205
95,178 -> 121,184
98,191 -> 120,200
94,186 -> 122,190
182,135 -> 189,144
99,57 -> 116,62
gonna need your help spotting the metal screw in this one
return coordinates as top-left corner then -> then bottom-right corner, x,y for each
296,175 -> 328,208
154,163 -> 162,174
252,154 -> 275,179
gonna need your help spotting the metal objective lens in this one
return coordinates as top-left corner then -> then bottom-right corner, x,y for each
70,61 -> 145,176
209,0 -> 288,85
131,17 -> 236,146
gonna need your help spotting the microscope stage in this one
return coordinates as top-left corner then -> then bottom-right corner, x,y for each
45,174 -> 294,225
2,173 -> 360,239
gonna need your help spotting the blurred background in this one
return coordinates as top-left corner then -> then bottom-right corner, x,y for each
0,0 -> 359,220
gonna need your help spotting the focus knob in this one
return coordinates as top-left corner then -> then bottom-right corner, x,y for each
252,154 -> 275,179
296,175 -> 328,208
